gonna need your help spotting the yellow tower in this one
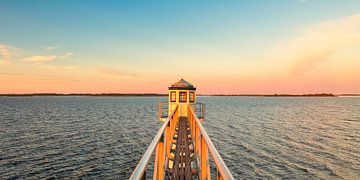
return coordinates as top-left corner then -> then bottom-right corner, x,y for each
168,79 -> 196,118
159,79 -> 204,122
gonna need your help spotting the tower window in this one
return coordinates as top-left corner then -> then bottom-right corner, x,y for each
179,92 -> 187,102
189,92 -> 195,102
170,91 -> 176,102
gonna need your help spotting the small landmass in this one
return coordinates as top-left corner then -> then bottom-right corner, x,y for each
202,93 -> 338,97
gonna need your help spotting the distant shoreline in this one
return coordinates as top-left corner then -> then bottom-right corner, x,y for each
0,93 -> 359,97
0,93 -> 167,97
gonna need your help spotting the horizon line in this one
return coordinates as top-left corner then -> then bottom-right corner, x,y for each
1,93 -> 360,97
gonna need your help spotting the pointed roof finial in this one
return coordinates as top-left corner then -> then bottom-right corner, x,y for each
169,79 -> 196,90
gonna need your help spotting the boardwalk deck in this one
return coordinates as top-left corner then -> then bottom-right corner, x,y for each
166,117 -> 198,180
130,81 -> 234,180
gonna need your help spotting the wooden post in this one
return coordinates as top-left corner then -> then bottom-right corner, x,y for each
201,137 -> 210,180
165,123 -> 171,159
153,142 -> 159,179
192,115 -> 195,140
195,125 -> 200,162
153,135 -> 165,180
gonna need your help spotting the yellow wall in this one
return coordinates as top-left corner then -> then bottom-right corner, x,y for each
168,90 -> 196,117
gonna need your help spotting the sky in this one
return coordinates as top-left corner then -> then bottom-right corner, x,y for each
1,0 -> 360,94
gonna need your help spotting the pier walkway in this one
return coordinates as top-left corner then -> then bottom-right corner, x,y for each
167,117 -> 197,179
130,105 -> 234,180
130,79 -> 233,180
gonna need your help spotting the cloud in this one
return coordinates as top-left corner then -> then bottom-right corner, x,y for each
41,64 -> 83,71
21,52 -> 74,63
97,67 -> 138,77
0,43 -> 74,64
59,52 -> 74,59
0,44 -> 17,65
21,55 -> 57,63
269,13 -> 360,75
45,46 -> 56,51
0,44 -> 13,59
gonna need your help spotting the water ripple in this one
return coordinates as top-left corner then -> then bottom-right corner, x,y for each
0,96 -> 359,179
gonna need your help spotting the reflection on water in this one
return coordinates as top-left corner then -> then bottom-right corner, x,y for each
0,96 -> 359,179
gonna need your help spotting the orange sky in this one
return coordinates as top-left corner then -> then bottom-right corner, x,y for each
1,7 -> 360,94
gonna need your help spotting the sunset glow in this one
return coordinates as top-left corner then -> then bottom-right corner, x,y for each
1,1 -> 360,94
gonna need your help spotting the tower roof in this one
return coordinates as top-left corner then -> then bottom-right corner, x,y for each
169,79 -> 196,90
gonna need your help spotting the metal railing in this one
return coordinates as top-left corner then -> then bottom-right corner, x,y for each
131,104 -> 233,180
188,105 -> 234,180
158,102 -> 169,119
158,102 -> 205,121
130,105 -> 178,180
194,103 -> 205,120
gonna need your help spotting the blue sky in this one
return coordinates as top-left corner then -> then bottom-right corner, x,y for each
1,0 -> 359,60
1,0 -> 360,93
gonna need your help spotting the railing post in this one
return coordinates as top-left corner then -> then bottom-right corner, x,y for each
192,114 -> 195,141
196,124 -> 201,160
153,142 -> 159,179
201,137 -> 210,180
165,122 -> 171,161
153,135 -> 165,179
170,115 -> 174,138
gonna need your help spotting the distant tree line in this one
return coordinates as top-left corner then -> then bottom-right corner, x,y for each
2,93 -> 358,97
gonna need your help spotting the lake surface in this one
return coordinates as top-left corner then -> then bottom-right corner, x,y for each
0,96 -> 359,179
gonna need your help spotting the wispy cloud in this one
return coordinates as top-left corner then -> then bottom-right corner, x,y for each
21,52 -> 74,63
0,44 -> 17,65
59,52 -> 74,59
41,64 -> 83,71
97,67 -> 139,77
21,55 -> 57,63
268,13 -> 360,75
1,43 -> 74,64
45,46 -> 56,51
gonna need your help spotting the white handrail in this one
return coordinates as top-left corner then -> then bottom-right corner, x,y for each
129,105 -> 178,180
188,105 -> 234,180
130,104 -> 233,179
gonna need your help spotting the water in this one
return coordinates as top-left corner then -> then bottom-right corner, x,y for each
0,96 -> 359,179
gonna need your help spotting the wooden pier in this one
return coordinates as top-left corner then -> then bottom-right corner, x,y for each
167,117 -> 197,179
130,79 -> 233,180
